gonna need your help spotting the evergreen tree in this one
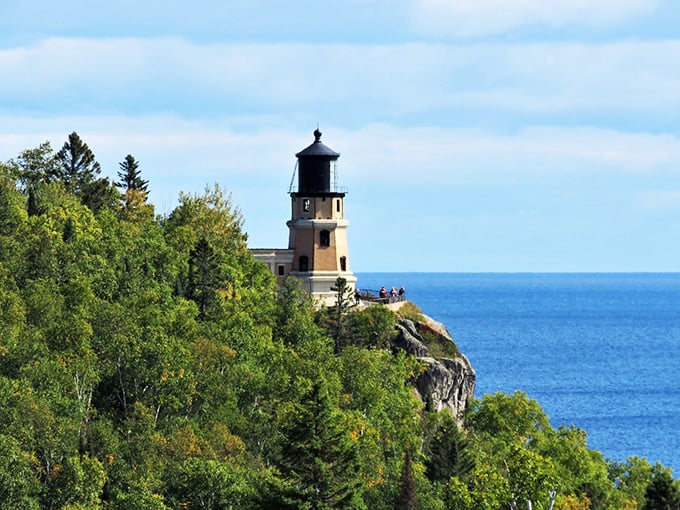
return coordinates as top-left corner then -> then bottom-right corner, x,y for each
424,412 -> 475,482
62,217 -> 76,243
643,465 -> 680,510
54,132 -> 101,193
188,237 -> 224,319
54,131 -> 117,211
328,276 -> 356,353
274,379 -> 364,509
115,154 -> 152,216
396,449 -> 419,510
26,186 -> 47,216
115,154 -> 148,193
80,175 -> 118,212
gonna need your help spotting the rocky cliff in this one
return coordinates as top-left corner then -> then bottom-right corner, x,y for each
392,315 -> 476,425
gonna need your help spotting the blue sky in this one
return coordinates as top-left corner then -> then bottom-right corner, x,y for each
2,0 -> 680,272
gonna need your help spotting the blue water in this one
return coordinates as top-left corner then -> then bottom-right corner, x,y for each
357,273 -> 680,474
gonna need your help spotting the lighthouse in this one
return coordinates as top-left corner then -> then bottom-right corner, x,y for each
251,129 -> 356,305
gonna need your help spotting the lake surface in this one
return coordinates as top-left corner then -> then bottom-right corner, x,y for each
357,273 -> 680,473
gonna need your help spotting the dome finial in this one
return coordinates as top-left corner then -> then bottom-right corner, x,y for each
313,127 -> 322,142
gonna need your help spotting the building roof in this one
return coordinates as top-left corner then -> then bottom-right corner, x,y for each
295,128 -> 340,158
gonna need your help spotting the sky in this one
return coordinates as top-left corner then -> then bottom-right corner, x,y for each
2,0 -> 680,272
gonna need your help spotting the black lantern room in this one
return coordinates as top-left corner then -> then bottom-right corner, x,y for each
293,129 -> 343,196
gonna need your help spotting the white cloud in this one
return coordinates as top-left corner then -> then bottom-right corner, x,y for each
3,116 -> 680,195
2,37 -> 679,130
335,124 -> 680,185
410,0 -> 660,38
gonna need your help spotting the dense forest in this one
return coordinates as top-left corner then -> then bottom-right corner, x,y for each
0,132 -> 678,510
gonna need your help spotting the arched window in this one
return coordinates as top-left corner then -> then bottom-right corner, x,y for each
299,255 -> 309,272
340,256 -> 347,271
320,230 -> 330,247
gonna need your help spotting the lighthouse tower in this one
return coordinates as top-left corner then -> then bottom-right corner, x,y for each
287,129 -> 356,304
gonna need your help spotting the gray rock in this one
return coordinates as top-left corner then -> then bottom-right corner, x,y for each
393,319 -> 429,357
392,316 -> 476,425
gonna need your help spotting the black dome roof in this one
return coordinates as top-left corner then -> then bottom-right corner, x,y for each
295,129 -> 340,158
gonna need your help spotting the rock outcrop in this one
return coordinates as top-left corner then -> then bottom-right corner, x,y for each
393,316 -> 476,425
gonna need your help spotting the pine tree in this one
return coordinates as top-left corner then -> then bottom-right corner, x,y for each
328,276 -> 356,353
27,186 -> 47,216
54,131 -> 117,211
424,412 -> 475,482
188,237 -> 224,319
62,217 -> 76,242
396,449 -> 419,510
643,465 -> 680,510
80,175 -> 118,212
275,379 -> 363,509
115,154 -> 148,193
54,132 -> 101,193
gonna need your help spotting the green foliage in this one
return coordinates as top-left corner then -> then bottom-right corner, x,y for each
188,237 -> 224,319
0,434 -> 40,509
462,392 -> 644,510
7,141 -> 60,191
116,154 -> 150,213
164,458 -> 261,509
610,456 -> 654,508
274,276 -> 325,349
446,475 -> 474,510
467,391 -> 551,445
396,301 -> 424,322
423,411 -> 475,483
116,154 -> 148,193
0,176 -> 26,237
0,138 -> 675,509
417,324 -> 461,360
272,377 -> 366,509
54,132 -> 118,212
44,454 -> 107,509
327,276 -> 357,352
643,464 -> 680,510
396,449 -> 419,510
346,305 -> 397,350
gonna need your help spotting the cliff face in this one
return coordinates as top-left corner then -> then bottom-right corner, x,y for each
393,316 -> 476,425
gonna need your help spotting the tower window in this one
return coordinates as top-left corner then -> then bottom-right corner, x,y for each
303,199 -> 310,212
320,230 -> 330,247
340,256 -> 347,271
277,264 -> 285,276
336,200 -> 340,213
299,255 -> 309,272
